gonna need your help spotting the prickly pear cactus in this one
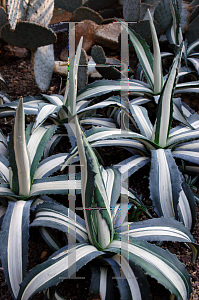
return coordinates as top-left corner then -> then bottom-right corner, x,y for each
0,6 -> 7,29
25,0 -> 54,27
123,0 -> 141,22
6,0 -> 54,30
186,15 -> 199,45
78,48 -> 88,90
154,0 -> 173,32
154,0 -> 182,33
33,44 -> 54,91
130,19 -> 161,46
72,7 -> 103,24
1,21 -> 56,50
7,0 -> 25,30
91,45 -> 106,64
54,0 -> 83,12
91,45 -> 121,79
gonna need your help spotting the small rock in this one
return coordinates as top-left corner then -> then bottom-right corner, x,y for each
76,20 -> 98,52
40,251 -> 48,259
49,7 -> 72,24
60,47 -> 68,61
3,45 -> 29,58
93,22 -> 122,50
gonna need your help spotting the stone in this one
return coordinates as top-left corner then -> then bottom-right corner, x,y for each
76,20 -> 98,52
93,22 -> 122,50
3,45 -> 29,58
60,46 -> 68,61
49,7 -> 72,23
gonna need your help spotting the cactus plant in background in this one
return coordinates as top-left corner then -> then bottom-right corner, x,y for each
0,97 -> 82,299
33,44 -> 55,91
0,0 -> 57,91
122,0 -> 198,46
91,45 -> 122,79
0,6 -> 7,29
1,21 -> 56,50
6,0 -> 54,30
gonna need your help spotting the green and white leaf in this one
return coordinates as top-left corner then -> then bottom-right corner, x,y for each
13,98 -> 30,196
0,200 -> 31,299
107,235 -> 192,300
148,9 -> 163,94
31,202 -> 88,242
28,125 -> 57,182
149,149 -> 182,219
30,174 -> 81,196
74,115 -> 114,250
77,80 -> 153,102
129,104 -> 153,139
34,153 -> 70,179
114,155 -> 150,181
152,45 -> 182,147
117,217 -> 194,243
117,19 -> 154,90
17,242 -> 103,300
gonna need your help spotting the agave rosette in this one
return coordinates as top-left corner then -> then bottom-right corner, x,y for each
0,97 -> 82,299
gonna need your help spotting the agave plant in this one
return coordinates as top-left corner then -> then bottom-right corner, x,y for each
14,110 -> 199,300
0,97 -> 83,299
64,44 -> 199,232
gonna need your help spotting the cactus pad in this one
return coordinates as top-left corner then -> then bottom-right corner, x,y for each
140,3 -> 151,20
186,15 -> 199,45
72,7 -> 103,24
123,0 -> 141,22
54,0 -> 82,13
26,0 -> 54,27
130,20 -> 161,46
0,6 -> 7,29
91,45 -> 106,64
190,5 -> 199,23
7,0 -> 25,30
33,44 -> 54,91
154,0 -> 173,32
1,21 -> 57,50
91,45 -> 122,80
78,48 -> 88,90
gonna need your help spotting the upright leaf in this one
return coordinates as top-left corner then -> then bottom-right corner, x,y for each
148,9 -> 163,94
13,98 -> 30,196
152,45 -> 182,147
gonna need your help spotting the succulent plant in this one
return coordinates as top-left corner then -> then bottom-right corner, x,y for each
122,0 -> 199,46
6,0 -> 54,30
1,21 -> 56,50
0,6 -> 7,29
91,45 -> 122,79
33,44 -> 55,91
78,48 -> 89,90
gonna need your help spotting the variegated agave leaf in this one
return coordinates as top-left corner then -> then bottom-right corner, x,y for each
152,44 -> 183,147
74,114 -> 115,250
